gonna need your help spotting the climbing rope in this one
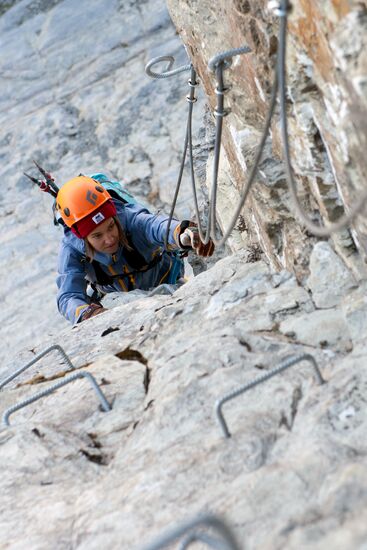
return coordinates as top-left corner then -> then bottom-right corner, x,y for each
215,353 -> 326,438
146,0 -> 367,247
140,514 -> 240,550
2,371 -> 111,427
0,344 -> 75,391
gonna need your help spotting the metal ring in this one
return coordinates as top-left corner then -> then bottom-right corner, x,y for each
215,86 -> 231,96
188,79 -> 199,87
214,108 -> 231,117
186,96 -> 198,103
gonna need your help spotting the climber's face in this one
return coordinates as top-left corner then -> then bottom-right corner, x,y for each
86,217 -> 119,254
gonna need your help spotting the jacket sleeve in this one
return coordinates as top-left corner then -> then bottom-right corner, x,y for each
123,203 -> 181,251
56,242 -> 90,324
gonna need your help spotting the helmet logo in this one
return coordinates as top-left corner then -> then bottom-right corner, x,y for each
92,212 -> 105,224
86,190 -> 98,206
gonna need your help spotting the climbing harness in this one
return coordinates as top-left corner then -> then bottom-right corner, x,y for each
140,513 -> 240,550
146,0 -> 367,245
215,353 -> 326,438
0,344 -> 74,391
2,370 -> 111,427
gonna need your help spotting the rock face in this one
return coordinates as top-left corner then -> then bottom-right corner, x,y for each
166,0 -> 367,279
1,253 -> 367,549
1,1 -> 367,549
306,241 -> 357,308
0,0 -> 209,365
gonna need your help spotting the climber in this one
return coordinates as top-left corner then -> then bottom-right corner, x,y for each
56,175 -> 214,324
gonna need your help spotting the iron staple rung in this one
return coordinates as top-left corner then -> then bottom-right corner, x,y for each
3,371 -> 111,427
179,531 -> 230,549
0,344 -> 75,392
140,514 -> 240,550
215,353 -> 326,438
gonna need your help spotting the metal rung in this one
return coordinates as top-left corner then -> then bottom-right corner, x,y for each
215,353 -> 326,438
3,371 -> 111,427
179,531 -> 229,549
140,514 -> 240,550
0,345 -> 75,391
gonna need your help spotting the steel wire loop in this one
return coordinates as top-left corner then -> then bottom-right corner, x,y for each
215,353 -> 326,438
145,55 -> 191,79
0,344 -> 75,391
277,0 -> 367,236
208,46 -> 252,72
3,371 -> 112,427
140,514 -> 241,550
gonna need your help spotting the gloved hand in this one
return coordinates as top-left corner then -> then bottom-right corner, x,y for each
178,221 -> 215,257
81,303 -> 107,322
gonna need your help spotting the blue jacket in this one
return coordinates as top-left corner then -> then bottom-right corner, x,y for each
57,199 -> 183,324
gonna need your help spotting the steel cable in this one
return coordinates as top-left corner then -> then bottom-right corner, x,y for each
278,0 -> 367,236
147,2 -> 367,248
163,66 -> 199,249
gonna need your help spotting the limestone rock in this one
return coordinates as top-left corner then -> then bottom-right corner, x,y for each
340,281 -> 367,345
166,0 -> 367,278
307,241 -> 357,308
1,251 -> 367,548
279,308 -> 352,352
1,2 -> 367,550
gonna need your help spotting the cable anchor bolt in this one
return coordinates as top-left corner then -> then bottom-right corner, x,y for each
267,1 -> 292,17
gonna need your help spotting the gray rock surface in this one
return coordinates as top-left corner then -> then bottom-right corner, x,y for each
1,252 -> 367,549
307,241 -> 357,308
1,2 -> 367,550
0,0 -> 209,369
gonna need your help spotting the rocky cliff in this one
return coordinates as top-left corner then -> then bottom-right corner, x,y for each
1,1 -> 367,549
167,0 -> 367,280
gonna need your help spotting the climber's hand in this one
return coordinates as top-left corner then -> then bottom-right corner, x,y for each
179,224 -> 215,257
81,303 -> 107,322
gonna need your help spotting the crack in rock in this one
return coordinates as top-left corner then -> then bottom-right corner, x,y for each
115,347 -> 148,365
279,386 -> 303,431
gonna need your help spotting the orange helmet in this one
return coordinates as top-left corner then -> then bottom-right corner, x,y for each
56,176 -> 112,227
56,176 -> 117,238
